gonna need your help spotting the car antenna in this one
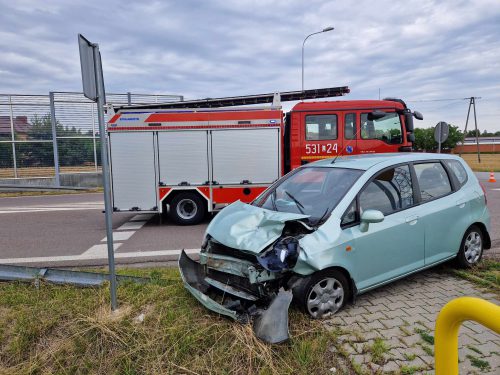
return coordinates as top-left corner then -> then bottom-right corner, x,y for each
331,121 -> 362,164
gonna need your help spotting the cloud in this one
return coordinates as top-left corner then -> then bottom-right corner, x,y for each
0,0 -> 499,130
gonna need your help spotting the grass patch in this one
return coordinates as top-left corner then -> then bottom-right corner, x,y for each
460,153 -> 500,172
415,328 -> 434,345
452,260 -> 500,295
421,344 -> 434,356
466,354 -> 490,371
365,338 -> 389,364
0,267 -> 350,374
403,353 -> 417,361
400,365 -> 422,374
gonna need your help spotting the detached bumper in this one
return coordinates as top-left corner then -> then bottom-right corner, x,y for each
178,249 -> 293,344
178,249 -> 240,321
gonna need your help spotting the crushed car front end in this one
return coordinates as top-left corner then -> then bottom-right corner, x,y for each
178,200 -> 313,343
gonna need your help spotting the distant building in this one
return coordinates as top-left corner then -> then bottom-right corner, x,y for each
453,137 -> 500,153
0,116 -> 31,139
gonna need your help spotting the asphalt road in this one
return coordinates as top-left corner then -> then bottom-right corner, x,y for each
0,172 -> 498,267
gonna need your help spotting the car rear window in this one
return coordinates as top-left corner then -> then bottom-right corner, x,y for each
444,159 -> 468,187
414,162 -> 452,202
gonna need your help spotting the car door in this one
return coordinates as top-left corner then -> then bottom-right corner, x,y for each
341,164 -> 425,292
412,161 -> 468,265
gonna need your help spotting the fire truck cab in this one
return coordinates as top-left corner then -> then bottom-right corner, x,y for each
107,87 -> 422,225
286,98 -> 418,171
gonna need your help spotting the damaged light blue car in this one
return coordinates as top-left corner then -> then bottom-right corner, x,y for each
179,153 -> 491,344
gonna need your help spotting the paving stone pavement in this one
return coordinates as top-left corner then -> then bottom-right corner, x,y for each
324,269 -> 500,374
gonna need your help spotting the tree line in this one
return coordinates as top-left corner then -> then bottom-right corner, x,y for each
0,114 -> 100,168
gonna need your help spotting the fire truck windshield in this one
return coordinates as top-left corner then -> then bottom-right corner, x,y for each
253,167 -> 363,225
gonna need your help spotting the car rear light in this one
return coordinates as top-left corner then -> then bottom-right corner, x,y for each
480,183 -> 487,205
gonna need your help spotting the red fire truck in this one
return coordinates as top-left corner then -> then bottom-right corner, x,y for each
107,86 -> 422,225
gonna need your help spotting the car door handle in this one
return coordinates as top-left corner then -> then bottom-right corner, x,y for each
456,199 -> 466,208
405,215 -> 419,225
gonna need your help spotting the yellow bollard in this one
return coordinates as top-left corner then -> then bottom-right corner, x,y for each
435,297 -> 500,374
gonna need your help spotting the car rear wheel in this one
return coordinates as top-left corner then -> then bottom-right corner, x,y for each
293,270 -> 350,319
456,225 -> 484,268
168,192 -> 206,225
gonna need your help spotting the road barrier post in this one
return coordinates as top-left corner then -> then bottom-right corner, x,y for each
435,297 -> 500,374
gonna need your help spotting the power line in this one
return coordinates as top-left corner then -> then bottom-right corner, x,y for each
406,97 -> 482,102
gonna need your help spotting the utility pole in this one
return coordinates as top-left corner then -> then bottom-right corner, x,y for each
460,97 -> 481,163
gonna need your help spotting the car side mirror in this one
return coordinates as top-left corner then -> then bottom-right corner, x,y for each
360,209 -> 384,232
413,111 -> 423,120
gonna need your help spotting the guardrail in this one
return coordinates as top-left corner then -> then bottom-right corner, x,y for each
435,297 -> 500,374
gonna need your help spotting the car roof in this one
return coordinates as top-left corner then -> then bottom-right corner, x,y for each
309,153 -> 463,171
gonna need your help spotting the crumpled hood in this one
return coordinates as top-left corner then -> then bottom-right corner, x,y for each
206,200 -> 309,254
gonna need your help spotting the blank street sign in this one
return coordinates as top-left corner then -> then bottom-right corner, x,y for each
78,34 -> 98,101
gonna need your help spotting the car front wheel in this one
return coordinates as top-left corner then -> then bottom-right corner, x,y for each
457,225 -> 484,268
293,270 -> 350,319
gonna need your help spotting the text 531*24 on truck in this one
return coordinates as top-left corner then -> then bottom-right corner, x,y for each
106,86 -> 423,225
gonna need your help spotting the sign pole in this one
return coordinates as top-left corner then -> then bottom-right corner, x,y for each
437,122 -> 442,153
78,34 -> 117,311
93,46 -> 118,311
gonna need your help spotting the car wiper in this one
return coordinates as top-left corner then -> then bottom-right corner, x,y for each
313,207 -> 330,227
284,190 -> 305,214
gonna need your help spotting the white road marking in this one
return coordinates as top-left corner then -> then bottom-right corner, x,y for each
491,188 -> 500,191
0,206 -> 103,214
101,231 -> 136,242
117,221 -> 147,231
130,213 -> 155,221
0,248 -> 200,264
81,243 -> 122,257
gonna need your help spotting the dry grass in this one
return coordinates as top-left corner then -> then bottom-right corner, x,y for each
459,153 -> 500,172
0,165 -> 99,178
0,268 -> 351,375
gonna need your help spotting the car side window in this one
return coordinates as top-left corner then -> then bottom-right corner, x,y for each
341,199 -> 357,226
444,160 -> 468,187
414,162 -> 452,202
359,165 -> 414,215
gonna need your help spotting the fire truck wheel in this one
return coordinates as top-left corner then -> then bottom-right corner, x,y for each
169,192 -> 206,225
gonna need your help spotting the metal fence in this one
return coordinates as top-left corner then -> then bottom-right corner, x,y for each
0,92 -> 182,187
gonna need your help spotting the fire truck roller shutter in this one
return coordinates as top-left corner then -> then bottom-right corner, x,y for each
157,131 -> 209,185
211,128 -> 280,185
109,132 -> 158,211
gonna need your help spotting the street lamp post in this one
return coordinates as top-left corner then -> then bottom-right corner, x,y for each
302,27 -> 334,91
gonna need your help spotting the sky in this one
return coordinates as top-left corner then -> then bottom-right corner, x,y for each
1,0 -> 500,132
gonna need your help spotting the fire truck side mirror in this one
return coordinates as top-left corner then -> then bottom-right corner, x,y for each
407,133 -> 415,143
405,112 -> 414,132
413,111 -> 423,120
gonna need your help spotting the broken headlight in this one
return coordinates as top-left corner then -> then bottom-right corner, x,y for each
256,236 -> 300,272
201,234 -> 211,250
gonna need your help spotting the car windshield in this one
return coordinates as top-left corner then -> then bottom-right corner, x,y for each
253,167 -> 363,225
